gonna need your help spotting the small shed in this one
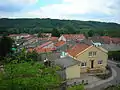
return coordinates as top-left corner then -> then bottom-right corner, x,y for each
55,56 -> 80,79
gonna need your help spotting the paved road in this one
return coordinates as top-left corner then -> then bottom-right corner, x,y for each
87,60 -> 120,90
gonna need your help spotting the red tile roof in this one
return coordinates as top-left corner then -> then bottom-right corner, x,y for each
36,41 -> 53,49
38,37 -> 48,40
9,34 -> 31,37
101,36 -> 111,39
49,37 -> 58,41
28,48 -> 54,53
35,48 -> 53,53
28,48 -> 34,52
67,44 -> 90,57
28,41 -> 55,53
55,41 -> 66,47
111,38 -> 120,44
101,36 -> 111,44
63,34 -> 85,40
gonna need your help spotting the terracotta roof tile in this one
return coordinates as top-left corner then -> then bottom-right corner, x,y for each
63,34 -> 85,40
28,48 -> 34,52
35,48 -> 52,53
49,37 -> 58,41
67,44 -> 90,57
36,41 -> 52,49
28,41 -> 55,53
101,36 -> 111,44
111,38 -> 120,44
28,47 -> 54,53
55,41 -> 66,47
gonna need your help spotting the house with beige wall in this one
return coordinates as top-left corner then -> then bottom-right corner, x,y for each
67,43 -> 108,74
55,56 -> 81,80
55,43 -> 108,80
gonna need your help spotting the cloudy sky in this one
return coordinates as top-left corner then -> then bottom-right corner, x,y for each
0,0 -> 120,23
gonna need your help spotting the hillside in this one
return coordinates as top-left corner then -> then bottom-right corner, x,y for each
0,18 -> 120,37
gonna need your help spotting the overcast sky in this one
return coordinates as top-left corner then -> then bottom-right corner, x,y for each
0,0 -> 120,23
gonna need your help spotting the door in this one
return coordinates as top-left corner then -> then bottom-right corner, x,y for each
91,60 -> 94,68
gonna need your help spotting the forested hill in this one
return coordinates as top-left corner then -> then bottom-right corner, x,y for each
0,18 -> 120,37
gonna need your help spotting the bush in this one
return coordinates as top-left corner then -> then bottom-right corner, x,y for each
0,62 -> 62,90
104,85 -> 120,90
67,84 -> 84,90
108,51 -> 120,61
96,66 -> 112,80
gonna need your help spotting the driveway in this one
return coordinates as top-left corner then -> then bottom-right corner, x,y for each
87,60 -> 120,90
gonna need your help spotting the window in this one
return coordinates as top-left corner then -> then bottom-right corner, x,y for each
89,51 -> 97,57
98,60 -> 103,64
93,52 -> 96,56
89,52 -> 92,56
81,62 -> 87,67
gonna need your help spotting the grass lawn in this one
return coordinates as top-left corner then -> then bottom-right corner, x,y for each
67,84 -> 84,90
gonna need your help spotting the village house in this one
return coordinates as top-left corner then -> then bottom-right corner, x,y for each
100,36 -> 112,44
58,34 -> 85,42
41,33 -> 52,38
28,41 -> 55,53
55,56 -> 80,79
91,36 -> 120,45
111,37 -> 120,44
67,43 -> 108,74
48,37 -> 58,42
36,41 -> 54,49
54,43 -> 108,80
8,34 -> 32,40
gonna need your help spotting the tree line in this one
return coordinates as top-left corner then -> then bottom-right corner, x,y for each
0,18 -> 120,37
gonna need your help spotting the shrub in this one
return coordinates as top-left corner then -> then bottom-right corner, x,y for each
96,66 -> 112,80
67,84 -> 84,90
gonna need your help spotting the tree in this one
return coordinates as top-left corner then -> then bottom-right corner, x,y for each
0,36 -> 14,57
52,28 -> 60,37
87,30 -> 95,37
4,49 -> 39,63
0,49 -> 62,90
0,62 -> 62,90
37,32 -> 42,38
83,32 -> 88,39
64,25 -> 76,34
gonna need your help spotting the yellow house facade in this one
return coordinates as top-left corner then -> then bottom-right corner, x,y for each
66,64 -> 80,79
55,56 -> 81,80
55,43 -> 108,80
68,44 -> 108,74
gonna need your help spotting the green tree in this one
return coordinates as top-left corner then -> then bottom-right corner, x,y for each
0,50 -> 62,90
52,28 -> 60,37
87,30 -> 95,37
4,49 -> 39,63
0,36 -> 14,57
83,32 -> 88,39
64,25 -> 76,34
0,62 -> 62,90
37,32 -> 42,38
